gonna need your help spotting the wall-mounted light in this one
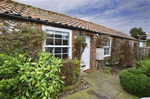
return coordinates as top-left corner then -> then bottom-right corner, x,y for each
96,33 -> 99,36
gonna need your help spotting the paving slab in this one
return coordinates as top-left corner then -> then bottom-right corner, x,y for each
63,91 -> 84,99
106,76 -> 122,88
63,71 -> 138,99
96,80 -> 123,97
88,71 -> 113,80
114,90 -> 139,99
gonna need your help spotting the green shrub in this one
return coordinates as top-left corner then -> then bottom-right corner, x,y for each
110,39 -> 136,67
135,60 -> 150,76
0,53 -> 26,98
0,23 -> 44,61
104,70 -> 110,74
119,68 -> 150,97
0,52 -> 64,99
59,59 -> 80,86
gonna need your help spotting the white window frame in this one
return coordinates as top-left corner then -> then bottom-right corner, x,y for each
103,38 -> 111,57
129,40 -> 133,46
42,25 -> 72,59
140,42 -> 144,47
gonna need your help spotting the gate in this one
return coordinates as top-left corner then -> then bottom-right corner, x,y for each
137,34 -> 150,61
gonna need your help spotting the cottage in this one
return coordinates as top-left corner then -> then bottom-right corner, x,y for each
0,0 -> 137,70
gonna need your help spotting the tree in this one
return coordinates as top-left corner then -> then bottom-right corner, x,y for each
129,27 -> 147,40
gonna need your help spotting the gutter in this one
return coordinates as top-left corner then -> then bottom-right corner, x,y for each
0,13 -> 137,41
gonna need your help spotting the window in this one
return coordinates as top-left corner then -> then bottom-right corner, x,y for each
140,42 -> 144,47
129,40 -> 133,46
103,39 -> 111,57
42,26 -> 72,59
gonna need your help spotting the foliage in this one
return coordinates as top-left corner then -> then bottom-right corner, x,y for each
129,27 -> 147,40
96,34 -> 110,48
74,35 -> 87,60
109,38 -> 121,64
59,59 -> 80,86
135,59 -> 150,76
104,70 -> 110,74
147,39 -> 150,46
0,53 -> 26,98
110,38 -> 135,67
149,49 -> 150,58
119,68 -> 150,97
0,23 -> 44,61
119,41 -> 135,67
0,52 -> 64,99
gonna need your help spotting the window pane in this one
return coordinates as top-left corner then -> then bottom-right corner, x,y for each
63,40 -> 69,45
104,48 -> 107,55
45,47 -> 54,54
55,39 -> 62,45
106,48 -> 109,55
46,30 -> 54,37
103,42 -> 106,46
46,38 -> 54,45
63,54 -> 68,59
55,31 -> 62,38
63,48 -> 68,53
63,32 -> 69,39
55,54 -> 61,58
107,42 -> 110,46
55,48 -> 61,53
104,48 -> 109,55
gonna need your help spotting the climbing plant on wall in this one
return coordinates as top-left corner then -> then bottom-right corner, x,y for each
96,34 -> 110,48
0,23 -> 44,61
73,35 -> 87,61
110,38 -> 136,67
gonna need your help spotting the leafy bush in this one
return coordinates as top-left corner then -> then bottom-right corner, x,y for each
119,41 -> 135,67
0,53 -> 26,98
104,70 -> 110,74
110,39 -> 135,67
135,59 -> 150,76
59,59 -> 80,86
0,52 -> 64,99
146,39 -> 150,46
119,68 -> 150,97
0,23 -> 44,61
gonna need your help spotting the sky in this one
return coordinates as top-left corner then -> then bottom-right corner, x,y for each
15,0 -> 150,38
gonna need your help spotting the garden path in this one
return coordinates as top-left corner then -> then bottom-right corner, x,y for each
63,71 -> 139,99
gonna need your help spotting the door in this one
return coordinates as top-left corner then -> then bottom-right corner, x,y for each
81,35 -> 90,71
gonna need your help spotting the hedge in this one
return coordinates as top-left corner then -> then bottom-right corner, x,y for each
119,68 -> 150,97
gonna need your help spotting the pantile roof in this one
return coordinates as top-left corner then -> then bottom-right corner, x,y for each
0,0 -> 137,40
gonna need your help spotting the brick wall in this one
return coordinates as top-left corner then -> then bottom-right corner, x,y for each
144,41 -> 147,47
